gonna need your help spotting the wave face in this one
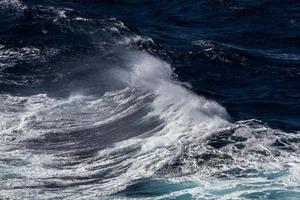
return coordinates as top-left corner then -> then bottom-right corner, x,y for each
1,0 -> 300,199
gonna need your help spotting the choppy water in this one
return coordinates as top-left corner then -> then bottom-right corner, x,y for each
0,0 -> 300,199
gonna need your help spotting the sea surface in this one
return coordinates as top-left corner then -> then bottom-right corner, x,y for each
0,0 -> 300,199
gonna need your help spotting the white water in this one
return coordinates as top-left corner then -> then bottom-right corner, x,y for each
0,0 -> 25,11
0,50 -> 299,199
94,52 -> 300,197
116,51 -> 230,151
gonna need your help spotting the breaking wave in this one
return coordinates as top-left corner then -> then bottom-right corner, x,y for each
1,50 -> 299,199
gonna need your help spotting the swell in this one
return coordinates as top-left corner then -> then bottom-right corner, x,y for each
0,4 -> 155,97
175,38 -> 300,131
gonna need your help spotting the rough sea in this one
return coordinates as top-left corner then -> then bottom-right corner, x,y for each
0,0 -> 300,199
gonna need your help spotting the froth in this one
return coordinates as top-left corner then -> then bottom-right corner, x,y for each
118,51 -> 230,151
0,0 -> 24,10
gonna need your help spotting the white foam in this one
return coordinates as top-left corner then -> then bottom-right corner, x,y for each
88,52 -> 300,197
117,52 -> 229,151
1,47 -> 299,199
57,10 -> 67,18
0,0 -> 25,10
0,88 -> 149,142
0,46 -> 59,71
75,17 -> 91,21
73,52 -> 232,195
117,35 -> 153,46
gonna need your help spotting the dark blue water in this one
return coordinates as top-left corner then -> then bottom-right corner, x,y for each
0,0 -> 300,199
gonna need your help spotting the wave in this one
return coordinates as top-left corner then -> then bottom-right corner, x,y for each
1,49 -> 299,199
193,39 -> 300,64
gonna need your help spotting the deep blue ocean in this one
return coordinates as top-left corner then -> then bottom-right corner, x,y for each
0,0 -> 300,199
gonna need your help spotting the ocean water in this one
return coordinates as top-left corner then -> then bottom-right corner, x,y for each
0,0 -> 300,199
